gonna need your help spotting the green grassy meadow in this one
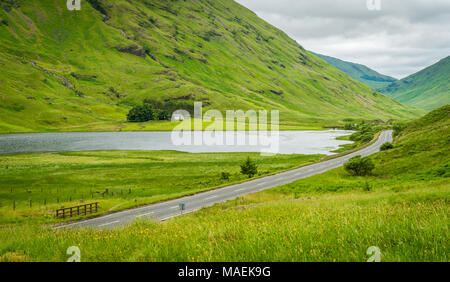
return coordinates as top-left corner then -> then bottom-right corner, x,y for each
1,166 -> 448,262
0,106 -> 448,262
0,151 -> 321,224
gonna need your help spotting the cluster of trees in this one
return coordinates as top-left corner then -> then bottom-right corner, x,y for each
349,125 -> 378,143
127,99 -> 196,122
143,99 -> 195,116
344,123 -> 358,130
127,104 -> 171,122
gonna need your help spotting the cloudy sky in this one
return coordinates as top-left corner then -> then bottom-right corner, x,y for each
235,0 -> 450,79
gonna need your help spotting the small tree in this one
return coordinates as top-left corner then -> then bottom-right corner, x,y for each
344,156 -> 375,176
240,157 -> 258,178
380,142 -> 394,151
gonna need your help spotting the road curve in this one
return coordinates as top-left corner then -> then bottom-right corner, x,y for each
57,130 -> 392,230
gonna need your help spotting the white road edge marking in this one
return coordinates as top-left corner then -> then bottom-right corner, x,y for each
205,195 -> 218,200
136,212 -> 154,218
98,220 -> 119,227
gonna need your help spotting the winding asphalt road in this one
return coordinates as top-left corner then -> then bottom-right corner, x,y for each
56,130 -> 392,230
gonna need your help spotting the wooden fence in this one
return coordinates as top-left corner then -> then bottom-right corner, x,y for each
56,202 -> 98,219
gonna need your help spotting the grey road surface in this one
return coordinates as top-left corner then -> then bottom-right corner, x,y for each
56,130 -> 392,230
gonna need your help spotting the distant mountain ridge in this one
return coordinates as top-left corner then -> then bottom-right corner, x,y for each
379,56 -> 450,111
310,52 -> 397,90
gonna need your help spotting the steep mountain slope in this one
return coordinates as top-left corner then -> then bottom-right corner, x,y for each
375,105 -> 449,176
379,56 -> 450,111
310,51 -> 397,90
0,0 -> 420,133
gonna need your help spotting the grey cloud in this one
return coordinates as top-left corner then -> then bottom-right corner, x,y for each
235,0 -> 450,78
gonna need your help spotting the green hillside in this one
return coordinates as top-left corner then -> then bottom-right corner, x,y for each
0,0 -> 421,133
379,56 -> 450,111
310,51 -> 397,90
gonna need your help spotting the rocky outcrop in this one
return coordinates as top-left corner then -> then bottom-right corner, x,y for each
114,44 -> 146,58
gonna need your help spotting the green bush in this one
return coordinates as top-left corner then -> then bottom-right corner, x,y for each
240,157 -> 258,178
221,172 -> 231,180
349,125 -> 375,143
127,104 -> 155,122
380,142 -> 394,151
344,156 -> 375,176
